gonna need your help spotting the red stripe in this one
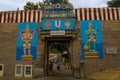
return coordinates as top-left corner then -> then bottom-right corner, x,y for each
33,10 -> 36,22
24,11 -> 27,22
75,9 -> 78,20
7,12 -> 10,23
94,8 -> 97,20
29,11 -> 31,22
118,8 -> 120,20
38,10 -> 40,22
89,8 -> 92,20
107,8 -> 110,20
80,9 -> 82,20
111,8 -> 115,20
15,11 -> 18,23
84,8 -> 87,20
103,8 -> 106,20
3,12 -> 6,23
0,12 -> 2,23
98,8 -> 101,20
20,11 -> 23,22
116,8 -> 119,20
11,11 -> 14,23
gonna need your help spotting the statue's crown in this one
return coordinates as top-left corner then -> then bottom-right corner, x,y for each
26,24 -> 30,31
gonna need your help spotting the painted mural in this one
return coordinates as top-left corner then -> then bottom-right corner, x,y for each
16,23 -> 38,61
80,20 -> 103,59
41,19 -> 75,30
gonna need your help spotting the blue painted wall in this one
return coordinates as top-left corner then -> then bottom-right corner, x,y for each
80,20 -> 103,59
16,22 -> 38,61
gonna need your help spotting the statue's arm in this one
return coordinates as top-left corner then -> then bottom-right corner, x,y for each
86,30 -> 90,35
20,31 -> 25,40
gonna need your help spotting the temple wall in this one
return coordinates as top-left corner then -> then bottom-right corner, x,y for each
0,8 -> 120,79
78,20 -> 120,78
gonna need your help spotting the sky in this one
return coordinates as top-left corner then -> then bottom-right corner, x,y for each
0,0 -> 108,11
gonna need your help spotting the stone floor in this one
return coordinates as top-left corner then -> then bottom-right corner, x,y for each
33,69 -> 82,80
90,67 -> 120,80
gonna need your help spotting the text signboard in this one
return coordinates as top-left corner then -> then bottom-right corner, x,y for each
50,31 -> 65,35
106,47 -> 117,54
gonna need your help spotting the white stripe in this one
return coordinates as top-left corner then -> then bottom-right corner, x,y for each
26,11 -> 29,22
100,8 -> 104,20
18,11 -> 20,22
40,11 -> 42,22
109,8 -> 113,20
77,9 -> 80,21
1,12 -> 4,23
22,11 -> 25,22
9,12 -> 12,23
91,8 -> 94,20
73,9 -> 75,16
13,12 -> 16,23
105,8 -> 108,20
82,8 -> 85,20
114,8 -> 117,20
5,12 -> 8,23
118,8 -> 120,20
30,10 -> 34,22
86,8 -> 89,20
35,10 -> 38,22
96,8 -> 99,20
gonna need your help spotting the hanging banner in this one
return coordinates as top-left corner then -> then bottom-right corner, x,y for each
16,23 -> 38,61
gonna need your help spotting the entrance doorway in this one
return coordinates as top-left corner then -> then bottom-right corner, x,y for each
44,37 -> 73,76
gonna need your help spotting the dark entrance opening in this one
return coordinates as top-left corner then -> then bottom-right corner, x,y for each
44,37 -> 72,76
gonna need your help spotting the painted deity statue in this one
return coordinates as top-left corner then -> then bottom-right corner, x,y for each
85,22 -> 97,52
20,25 -> 34,55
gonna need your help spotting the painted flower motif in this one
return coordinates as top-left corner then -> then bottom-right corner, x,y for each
65,21 -> 71,29
45,22 -> 51,27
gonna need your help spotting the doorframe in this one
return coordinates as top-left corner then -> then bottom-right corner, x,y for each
44,37 -> 73,76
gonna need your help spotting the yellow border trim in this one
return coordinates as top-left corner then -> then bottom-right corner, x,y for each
0,64 -> 4,77
24,65 -> 32,77
15,64 -> 23,77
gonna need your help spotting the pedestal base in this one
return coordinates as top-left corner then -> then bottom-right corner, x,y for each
85,52 -> 99,59
22,55 -> 33,61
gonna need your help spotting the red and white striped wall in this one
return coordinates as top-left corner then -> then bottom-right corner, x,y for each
0,8 -> 120,23
75,8 -> 120,21
0,10 -> 42,23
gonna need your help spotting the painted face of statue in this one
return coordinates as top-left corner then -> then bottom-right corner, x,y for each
88,22 -> 93,29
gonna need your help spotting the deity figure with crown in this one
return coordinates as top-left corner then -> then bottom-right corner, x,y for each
84,22 -> 99,58
20,25 -> 34,60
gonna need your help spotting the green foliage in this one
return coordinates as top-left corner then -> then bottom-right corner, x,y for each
36,2 -> 44,9
107,0 -> 120,7
24,1 -> 44,10
48,41 -> 70,54
50,48 -> 58,53
24,2 -> 35,10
